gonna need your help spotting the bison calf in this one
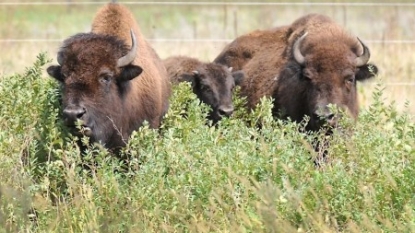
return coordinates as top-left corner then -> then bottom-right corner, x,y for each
163,56 -> 245,123
47,3 -> 171,152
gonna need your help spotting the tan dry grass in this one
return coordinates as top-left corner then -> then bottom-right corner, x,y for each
1,2 -> 414,113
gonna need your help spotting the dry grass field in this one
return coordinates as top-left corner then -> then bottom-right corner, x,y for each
1,0 -> 414,113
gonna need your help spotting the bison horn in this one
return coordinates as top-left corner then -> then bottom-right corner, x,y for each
117,29 -> 137,67
355,37 -> 370,67
57,52 -> 63,65
293,32 -> 308,65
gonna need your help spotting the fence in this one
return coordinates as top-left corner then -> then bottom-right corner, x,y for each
1,2 -> 415,6
1,1 -> 414,86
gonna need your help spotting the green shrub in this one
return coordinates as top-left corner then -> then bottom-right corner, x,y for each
0,54 -> 414,232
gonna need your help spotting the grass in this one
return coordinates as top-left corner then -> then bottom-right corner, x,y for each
0,52 -> 414,232
0,1 -> 415,232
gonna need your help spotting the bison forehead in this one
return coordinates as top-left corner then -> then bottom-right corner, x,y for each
61,55 -> 114,84
67,44 -> 119,66
60,33 -> 128,68
204,64 -> 233,81
306,44 -> 357,73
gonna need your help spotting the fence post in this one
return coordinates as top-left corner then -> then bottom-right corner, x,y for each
66,0 -> 72,13
233,10 -> 238,38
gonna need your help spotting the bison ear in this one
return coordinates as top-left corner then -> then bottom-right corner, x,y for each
232,70 -> 245,86
47,65 -> 64,82
181,73 -> 195,83
119,64 -> 143,82
356,63 -> 378,82
180,70 -> 199,87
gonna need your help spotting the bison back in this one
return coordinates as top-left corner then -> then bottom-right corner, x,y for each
214,26 -> 290,71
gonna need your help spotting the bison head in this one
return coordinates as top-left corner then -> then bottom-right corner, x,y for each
278,32 -> 378,131
46,30 -> 143,149
181,65 -> 245,123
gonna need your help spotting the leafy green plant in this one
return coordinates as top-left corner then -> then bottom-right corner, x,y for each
0,55 -> 414,232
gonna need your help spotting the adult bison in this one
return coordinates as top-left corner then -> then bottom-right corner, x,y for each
163,56 -> 244,123
215,14 -> 378,131
47,3 -> 171,151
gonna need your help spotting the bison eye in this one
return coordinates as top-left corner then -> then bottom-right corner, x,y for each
100,75 -> 112,84
301,74 -> 311,81
200,84 -> 212,93
301,69 -> 313,81
345,75 -> 355,84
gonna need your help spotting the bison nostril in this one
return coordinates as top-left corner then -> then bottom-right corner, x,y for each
218,107 -> 234,117
313,112 -> 335,121
326,113 -> 335,120
63,106 -> 86,122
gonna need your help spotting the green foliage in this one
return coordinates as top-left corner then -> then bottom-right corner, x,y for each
0,55 -> 414,232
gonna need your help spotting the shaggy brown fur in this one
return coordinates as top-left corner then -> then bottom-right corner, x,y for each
214,26 -> 289,71
215,14 -> 378,131
47,3 -> 171,151
163,55 -> 244,123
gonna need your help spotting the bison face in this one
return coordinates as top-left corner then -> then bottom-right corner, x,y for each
47,31 -> 142,149
286,33 -> 378,131
182,65 -> 245,123
302,67 -> 357,131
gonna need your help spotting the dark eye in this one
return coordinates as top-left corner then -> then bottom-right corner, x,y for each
302,74 -> 311,81
346,75 -> 355,84
200,84 -> 211,92
100,75 -> 112,84
301,69 -> 312,81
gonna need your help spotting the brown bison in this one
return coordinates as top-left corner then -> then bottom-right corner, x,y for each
47,3 -> 171,151
163,56 -> 245,123
215,14 -> 378,131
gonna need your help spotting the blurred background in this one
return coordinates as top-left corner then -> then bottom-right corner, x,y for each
1,0 -> 414,113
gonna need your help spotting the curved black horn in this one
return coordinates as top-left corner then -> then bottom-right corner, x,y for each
57,52 -> 63,65
293,32 -> 308,65
117,29 -> 137,67
355,37 -> 370,67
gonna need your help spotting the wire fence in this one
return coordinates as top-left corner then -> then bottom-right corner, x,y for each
1,2 -> 415,7
2,1 -> 414,86
2,1 -> 414,43
1,1 -> 414,44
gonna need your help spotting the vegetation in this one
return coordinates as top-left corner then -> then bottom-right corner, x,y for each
0,1 -> 414,232
0,54 -> 414,232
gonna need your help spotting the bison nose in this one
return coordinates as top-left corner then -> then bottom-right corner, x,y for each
313,111 -> 335,120
313,111 -> 337,127
63,106 -> 86,123
218,106 -> 234,117
321,113 -> 335,121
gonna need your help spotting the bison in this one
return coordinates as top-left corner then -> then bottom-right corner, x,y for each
47,3 -> 171,151
163,56 -> 245,123
215,14 -> 378,131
